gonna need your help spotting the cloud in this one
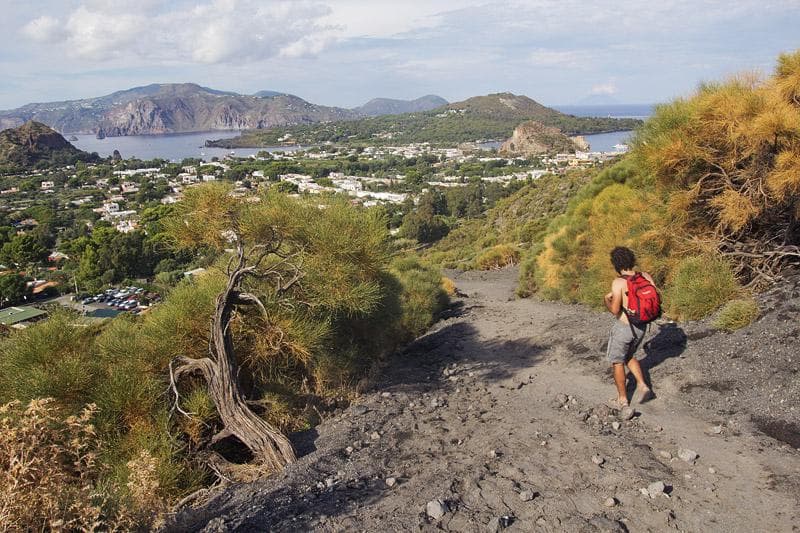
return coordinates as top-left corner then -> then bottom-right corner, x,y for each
20,0 -> 337,64
21,16 -> 65,43
589,82 -> 617,95
528,49 -> 591,68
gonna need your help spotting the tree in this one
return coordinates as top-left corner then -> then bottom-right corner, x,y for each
0,273 -> 31,306
165,184 -> 299,471
1,234 -> 47,266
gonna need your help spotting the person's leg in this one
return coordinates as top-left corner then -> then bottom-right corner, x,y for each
626,357 -> 655,402
626,357 -> 649,389
612,363 -> 628,406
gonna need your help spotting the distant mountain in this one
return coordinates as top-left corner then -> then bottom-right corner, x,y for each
208,92 -> 643,148
0,121 -> 97,170
252,90 -> 287,98
355,95 -> 448,116
0,84 -> 360,137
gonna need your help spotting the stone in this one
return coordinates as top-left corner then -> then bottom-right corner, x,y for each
426,499 -> 448,520
708,467 -> 716,474
381,392 -> 391,398
519,489 -> 536,502
678,448 -> 699,463
488,449 -> 500,458
711,425 -> 724,434
385,477 -> 397,488
620,406 -> 635,420
592,454 -> 605,466
351,405 -> 368,416
345,446 -> 354,455
325,477 -> 336,488
488,516 -> 514,532
612,421 -> 621,430
604,497 -> 617,507
659,450 -> 672,460
370,431 -> 381,440
647,480 -> 666,498
589,516 -> 626,533
555,393 -> 569,405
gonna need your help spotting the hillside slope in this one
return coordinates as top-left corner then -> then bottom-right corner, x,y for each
424,168 -> 596,269
207,93 -> 642,148
170,268 -> 800,531
0,121 -> 96,170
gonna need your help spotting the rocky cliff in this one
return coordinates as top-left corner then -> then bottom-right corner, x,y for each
499,120 -> 580,155
0,84 -> 452,137
94,90 -> 360,137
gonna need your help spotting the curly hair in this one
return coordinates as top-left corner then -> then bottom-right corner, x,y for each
610,246 -> 635,273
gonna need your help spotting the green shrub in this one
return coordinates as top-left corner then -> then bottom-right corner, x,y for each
713,298 -> 759,331
0,190 -> 453,525
390,256 -> 449,339
665,255 -> 741,320
476,244 -> 521,270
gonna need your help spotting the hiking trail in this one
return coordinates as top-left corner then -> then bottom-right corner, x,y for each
171,268 -> 800,532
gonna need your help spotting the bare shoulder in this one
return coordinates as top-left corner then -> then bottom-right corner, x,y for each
641,271 -> 656,285
611,277 -> 627,292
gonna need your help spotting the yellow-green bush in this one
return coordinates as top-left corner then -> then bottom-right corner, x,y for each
519,172 -> 671,308
441,276 -> 457,297
390,256 -> 450,339
423,170 -> 594,269
665,255 -> 741,320
713,298 -> 760,331
476,244 -> 521,270
517,50 -> 800,316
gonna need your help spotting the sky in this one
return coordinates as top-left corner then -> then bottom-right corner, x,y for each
1,0 -> 798,110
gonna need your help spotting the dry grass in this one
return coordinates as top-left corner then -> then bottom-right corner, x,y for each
441,277 -> 457,297
0,398 -> 166,532
0,398 -> 105,531
476,244 -> 521,270
713,298 -> 760,331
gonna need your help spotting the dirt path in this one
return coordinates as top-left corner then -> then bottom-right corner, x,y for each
171,268 -> 800,532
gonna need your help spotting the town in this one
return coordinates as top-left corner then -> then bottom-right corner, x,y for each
0,139 -> 627,329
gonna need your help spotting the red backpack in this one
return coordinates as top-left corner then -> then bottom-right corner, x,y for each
623,273 -> 661,326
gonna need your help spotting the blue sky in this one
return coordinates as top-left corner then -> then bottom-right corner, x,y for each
1,0 -> 798,109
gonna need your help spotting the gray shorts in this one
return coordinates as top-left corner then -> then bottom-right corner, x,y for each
606,321 -> 646,364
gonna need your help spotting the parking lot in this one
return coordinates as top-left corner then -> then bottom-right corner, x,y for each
55,285 -> 161,316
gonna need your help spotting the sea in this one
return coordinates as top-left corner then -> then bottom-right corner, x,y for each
69,104 -> 655,160
554,104 -> 655,152
70,131 -> 298,162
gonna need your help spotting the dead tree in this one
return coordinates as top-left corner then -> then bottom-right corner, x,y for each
170,232 -> 302,472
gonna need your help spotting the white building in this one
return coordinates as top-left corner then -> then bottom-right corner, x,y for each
121,182 -> 140,193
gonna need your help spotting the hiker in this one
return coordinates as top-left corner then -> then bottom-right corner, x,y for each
603,246 -> 659,407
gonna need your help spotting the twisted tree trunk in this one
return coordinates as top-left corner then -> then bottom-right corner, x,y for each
171,242 -> 298,472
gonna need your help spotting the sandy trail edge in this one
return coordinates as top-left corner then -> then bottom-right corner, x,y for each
169,268 -> 800,532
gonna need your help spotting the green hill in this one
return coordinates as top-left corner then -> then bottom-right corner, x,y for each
423,168 -> 597,269
0,121 -> 97,171
207,92 -> 642,148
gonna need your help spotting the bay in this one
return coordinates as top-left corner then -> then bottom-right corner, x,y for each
581,130 -> 634,152
70,131 -> 301,162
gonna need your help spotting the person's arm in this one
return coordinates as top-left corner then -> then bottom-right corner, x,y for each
604,278 -> 624,315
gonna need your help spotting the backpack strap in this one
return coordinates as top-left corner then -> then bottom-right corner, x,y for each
619,273 -> 644,354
